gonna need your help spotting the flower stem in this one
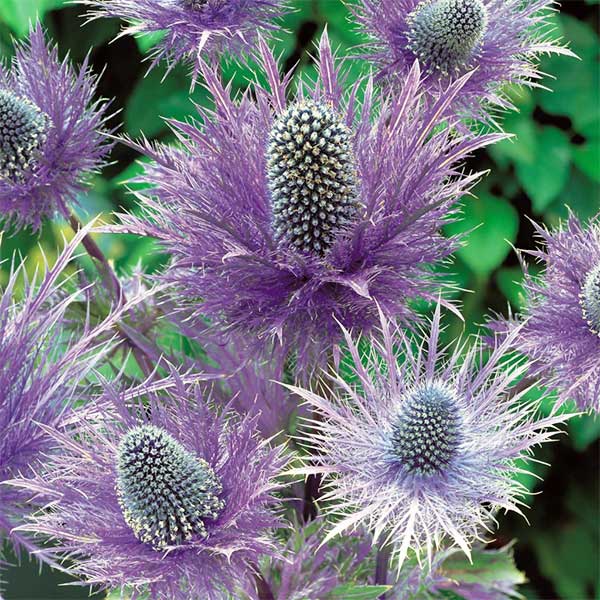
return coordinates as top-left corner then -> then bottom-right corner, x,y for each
253,568 -> 275,600
68,212 -> 124,303
67,211 -> 155,377
375,543 -> 390,598
302,352 -> 335,522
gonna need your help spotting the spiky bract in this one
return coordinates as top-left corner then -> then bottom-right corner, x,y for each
354,0 -> 572,120
289,306 -> 570,567
78,0 -> 287,83
0,24 -> 111,230
11,381 -> 288,600
493,214 -> 600,412
0,227 -> 127,562
118,32 -> 503,371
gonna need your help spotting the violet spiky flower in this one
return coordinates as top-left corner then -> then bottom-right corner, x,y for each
11,379 -> 288,600
287,306 -> 570,567
354,0 -> 573,119
0,226 -> 128,562
493,213 -> 600,413
0,23 -> 112,230
119,32 -> 503,369
78,0 -> 287,82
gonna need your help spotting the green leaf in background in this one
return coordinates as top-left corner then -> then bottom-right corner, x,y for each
0,0 -> 66,36
515,126 -> 571,213
328,584 -> 393,599
573,139 -> 600,183
495,266 -> 527,310
445,193 -> 519,277
441,545 -> 526,589
125,64 -> 210,138
568,414 -> 600,451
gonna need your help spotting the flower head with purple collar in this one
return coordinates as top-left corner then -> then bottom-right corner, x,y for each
118,32 -> 503,370
0,227 -> 127,563
354,0 -> 572,120
11,378 -> 288,600
287,305 -> 570,567
0,24 -> 112,230
78,0 -> 288,82
494,213 -> 600,413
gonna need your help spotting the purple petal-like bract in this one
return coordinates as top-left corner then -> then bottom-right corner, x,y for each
494,214 -> 600,413
12,379 -> 288,600
79,0 -> 288,81
354,0 -> 571,119
0,24 -> 112,230
288,306 -> 570,566
0,228 -> 123,562
118,32 -> 503,370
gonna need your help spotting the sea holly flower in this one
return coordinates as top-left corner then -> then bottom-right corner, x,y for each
0,23 -> 112,230
287,306 -> 570,567
354,0 -> 572,119
0,227 -> 132,562
11,379 -> 288,600
78,0 -> 288,82
493,214 -> 600,413
118,32 -> 503,369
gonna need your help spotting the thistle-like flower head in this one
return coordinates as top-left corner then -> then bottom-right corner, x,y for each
116,425 -> 225,550
78,0 -> 288,82
119,32 -> 503,370
354,0 -> 572,119
0,23 -> 112,230
11,380 -> 288,600
493,213 -> 600,413
288,306 -> 570,566
0,227 -> 126,561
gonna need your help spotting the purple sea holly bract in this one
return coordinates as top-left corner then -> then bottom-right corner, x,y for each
11,378 -> 288,600
287,306 -> 571,566
118,31 -> 504,370
354,0 -> 572,119
79,0 -> 288,82
494,213 -> 600,413
0,24 -> 112,230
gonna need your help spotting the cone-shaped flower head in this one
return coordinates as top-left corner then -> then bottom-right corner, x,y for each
11,381 -> 288,600
79,0 -> 288,83
492,213 -> 600,412
288,306 -> 570,566
117,425 -> 225,550
354,0 -> 572,119
406,0 -> 488,75
268,100 -> 359,256
0,227 -> 127,561
0,24 -> 112,230
119,32 -> 503,370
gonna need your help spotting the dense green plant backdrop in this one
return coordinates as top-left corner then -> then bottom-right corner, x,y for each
0,1 -> 598,598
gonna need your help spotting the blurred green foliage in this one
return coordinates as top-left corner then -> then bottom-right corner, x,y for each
0,1 -> 598,598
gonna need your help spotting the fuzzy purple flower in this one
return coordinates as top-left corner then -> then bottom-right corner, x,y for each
118,32 -> 502,369
494,214 -> 600,413
0,24 -> 112,230
354,0 -> 572,119
79,0 -> 287,82
0,227 -> 126,562
11,378 -> 288,600
287,306 -> 570,567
